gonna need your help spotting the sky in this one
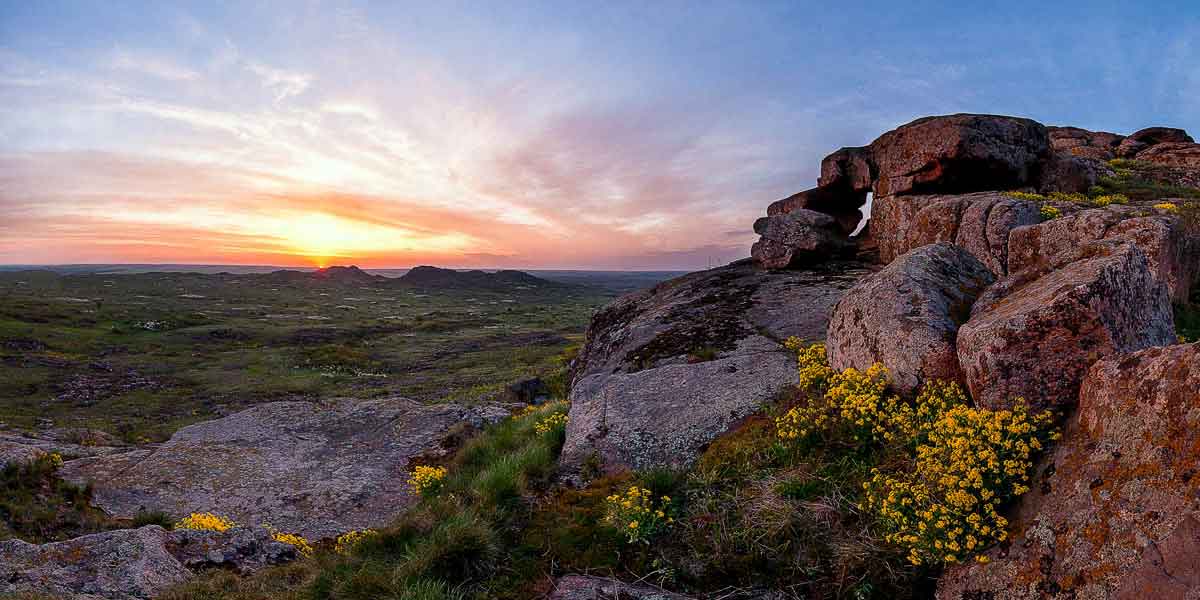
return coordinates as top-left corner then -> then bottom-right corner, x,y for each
2,1 -> 1199,270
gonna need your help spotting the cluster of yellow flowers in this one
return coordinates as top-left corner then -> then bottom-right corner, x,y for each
48,452 -> 64,469
534,412 -> 569,434
1039,204 -> 1062,220
334,528 -> 380,555
407,465 -> 448,496
1002,191 -> 1047,202
517,404 -> 540,418
1153,202 -> 1181,213
863,395 -> 1056,566
175,512 -> 236,532
604,486 -> 674,544
775,346 -> 899,444
262,523 -> 314,557
1091,193 -> 1128,207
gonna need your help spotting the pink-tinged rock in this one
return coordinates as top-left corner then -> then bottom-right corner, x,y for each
869,114 -> 1049,197
1036,154 -> 1113,194
1008,205 -> 1198,303
766,184 -> 866,234
957,242 -> 1176,411
1135,141 -> 1200,170
937,343 -> 1200,600
818,145 -> 875,192
751,210 -> 852,269
1048,125 -> 1124,159
1116,126 -> 1194,158
870,191 -> 1040,274
827,243 -> 995,396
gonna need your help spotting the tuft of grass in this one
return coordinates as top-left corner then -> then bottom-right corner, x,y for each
0,454 -> 122,543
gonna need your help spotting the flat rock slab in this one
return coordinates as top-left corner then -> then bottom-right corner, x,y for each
563,259 -> 873,473
61,398 -> 508,540
0,430 -> 125,469
0,525 -> 296,600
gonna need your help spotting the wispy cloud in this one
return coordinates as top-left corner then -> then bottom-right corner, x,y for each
106,48 -> 200,82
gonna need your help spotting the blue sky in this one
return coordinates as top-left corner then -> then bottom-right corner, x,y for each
2,1 -> 1197,268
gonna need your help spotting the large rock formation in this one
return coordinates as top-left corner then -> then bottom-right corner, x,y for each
0,525 -> 296,600
1008,205 -> 1198,303
562,259 -> 873,473
870,191 -> 1041,272
937,343 -> 1200,600
61,398 -> 509,540
1047,125 -> 1124,161
827,243 -> 995,396
868,114 -> 1050,197
750,210 -> 852,269
1115,126 -> 1195,158
957,242 -> 1176,410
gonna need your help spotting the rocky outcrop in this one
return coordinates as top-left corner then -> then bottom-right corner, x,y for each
870,191 -> 1041,273
957,242 -> 1176,411
0,429 -> 125,469
0,524 -> 297,600
827,243 -> 994,396
563,259 -> 873,473
1008,205 -> 1198,303
1048,125 -> 1124,161
1136,141 -> 1200,170
937,343 -> 1200,600
868,114 -> 1049,197
549,575 -> 695,599
1035,153 -> 1113,194
1116,126 -> 1195,158
751,210 -> 852,269
61,398 -> 509,540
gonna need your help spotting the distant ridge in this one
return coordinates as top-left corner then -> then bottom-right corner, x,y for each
396,265 -> 555,289
265,265 -> 384,283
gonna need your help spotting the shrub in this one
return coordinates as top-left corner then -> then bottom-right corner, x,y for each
1039,204 -> 1062,220
775,346 -> 901,445
175,512 -> 236,532
1091,193 -> 1129,207
534,413 -> 568,435
1002,191 -> 1046,202
265,525 -> 313,557
603,485 -> 674,544
407,465 -> 448,497
334,529 -> 380,555
863,395 -> 1056,566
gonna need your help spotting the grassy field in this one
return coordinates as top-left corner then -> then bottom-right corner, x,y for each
0,268 -> 655,442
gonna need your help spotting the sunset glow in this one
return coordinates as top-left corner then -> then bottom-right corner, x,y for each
2,3 -> 1198,269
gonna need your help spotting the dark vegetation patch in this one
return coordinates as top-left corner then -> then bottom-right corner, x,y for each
0,270 -> 626,439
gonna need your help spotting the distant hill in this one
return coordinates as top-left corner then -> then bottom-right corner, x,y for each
396,266 -> 556,289
264,265 -> 384,284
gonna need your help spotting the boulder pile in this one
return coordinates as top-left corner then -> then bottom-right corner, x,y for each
567,113 -> 1200,595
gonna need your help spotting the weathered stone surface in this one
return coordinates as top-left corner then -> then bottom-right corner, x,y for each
0,429 -> 125,469
1048,125 -> 1124,160
869,114 -> 1049,197
167,526 -> 298,574
870,191 -> 1040,273
1116,126 -> 1195,158
549,575 -> 695,599
1036,154 -> 1113,194
827,243 -> 994,396
818,145 -> 875,192
0,526 -> 189,600
61,398 -> 509,540
765,185 -> 866,233
1008,205 -> 1198,303
0,525 -> 297,600
564,259 -> 873,472
937,343 -> 1200,600
957,242 -> 1176,411
751,210 -> 852,269
1135,141 -> 1200,170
